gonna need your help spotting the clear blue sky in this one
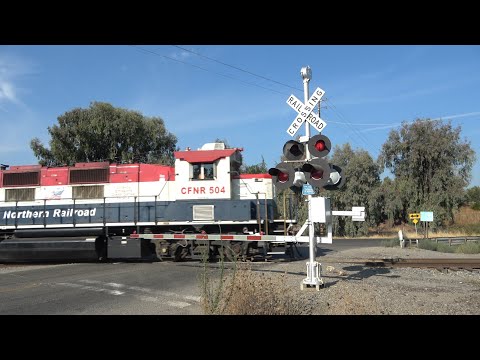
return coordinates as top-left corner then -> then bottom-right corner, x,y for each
1,45 -> 479,186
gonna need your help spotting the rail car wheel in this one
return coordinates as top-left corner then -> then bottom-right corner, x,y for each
223,242 -> 245,262
173,244 -> 189,262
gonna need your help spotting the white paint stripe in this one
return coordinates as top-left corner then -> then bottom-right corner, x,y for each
105,282 -> 124,288
166,300 -> 191,309
56,282 -> 125,296
183,295 -> 201,302
70,280 -> 200,304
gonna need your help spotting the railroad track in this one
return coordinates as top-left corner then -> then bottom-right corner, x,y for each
365,258 -> 480,270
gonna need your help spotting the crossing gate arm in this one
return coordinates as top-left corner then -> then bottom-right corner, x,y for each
332,207 -> 365,221
128,232 -> 328,244
130,233 -> 289,242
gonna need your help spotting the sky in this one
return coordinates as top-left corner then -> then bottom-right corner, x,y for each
0,45 -> 479,186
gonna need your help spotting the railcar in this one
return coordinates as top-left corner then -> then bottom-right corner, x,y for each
0,143 -> 294,262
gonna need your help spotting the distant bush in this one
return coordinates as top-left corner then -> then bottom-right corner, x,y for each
436,243 -> 455,253
418,239 -> 480,254
418,239 -> 438,251
455,242 -> 480,254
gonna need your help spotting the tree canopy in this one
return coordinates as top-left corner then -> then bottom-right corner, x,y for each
466,186 -> 480,210
30,102 -> 178,166
241,156 -> 268,174
378,119 -> 476,226
325,143 -> 382,236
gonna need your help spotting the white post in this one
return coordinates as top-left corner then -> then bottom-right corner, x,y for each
300,66 -> 323,290
399,229 -> 404,248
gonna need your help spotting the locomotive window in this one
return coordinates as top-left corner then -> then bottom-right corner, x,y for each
73,185 -> 104,199
5,188 -> 35,202
192,163 -> 215,180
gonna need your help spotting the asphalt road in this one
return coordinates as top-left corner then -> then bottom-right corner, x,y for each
0,261 -> 204,315
0,238 -> 385,315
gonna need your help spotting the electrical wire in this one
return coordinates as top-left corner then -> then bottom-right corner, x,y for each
129,45 -> 289,96
172,45 -> 303,92
131,45 -> 388,159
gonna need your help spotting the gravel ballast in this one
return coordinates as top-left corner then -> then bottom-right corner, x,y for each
260,246 -> 480,315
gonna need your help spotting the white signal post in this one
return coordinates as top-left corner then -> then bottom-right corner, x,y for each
282,66 -> 365,290
299,66 -> 324,290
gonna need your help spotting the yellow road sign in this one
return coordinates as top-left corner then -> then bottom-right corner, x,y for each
409,213 -> 420,219
412,219 -> 419,224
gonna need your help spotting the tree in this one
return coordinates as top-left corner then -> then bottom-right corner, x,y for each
466,186 -> 480,210
378,119 -> 476,227
241,156 -> 268,174
325,143 -> 382,237
30,102 -> 178,166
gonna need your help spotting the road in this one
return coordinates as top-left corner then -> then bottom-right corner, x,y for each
0,261 -> 204,315
0,239 -> 384,315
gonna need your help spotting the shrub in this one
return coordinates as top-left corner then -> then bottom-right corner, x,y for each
418,239 -> 438,251
201,263 -> 307,315
436,243 -> 455,253
455,242 -> 480,254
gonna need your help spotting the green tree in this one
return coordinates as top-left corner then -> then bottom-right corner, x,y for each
466,186 -> 480,210
325,143 -> 382,237
378,119 -> 476,227
30,102 -> 177,166
241,156 -> 268,174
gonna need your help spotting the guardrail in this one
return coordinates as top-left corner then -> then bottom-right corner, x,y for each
429,236 -> 480,246
401,236 -> 480,247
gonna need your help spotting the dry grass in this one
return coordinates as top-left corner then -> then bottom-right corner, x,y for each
454,206 -> 480,226
201,263 -> 307,315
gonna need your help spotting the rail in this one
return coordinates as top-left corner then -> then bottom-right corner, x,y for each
327,258 -> 480,270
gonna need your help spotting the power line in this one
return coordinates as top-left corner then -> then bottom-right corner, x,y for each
129,45 -> 289,96
171,45 -> 378,154
172,45 -> 303,92
322,98 -> 377,156
132,45 -> 381,157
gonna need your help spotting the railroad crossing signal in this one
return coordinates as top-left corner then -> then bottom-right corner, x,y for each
286,89 -> 327,136
268,134 -> 345,192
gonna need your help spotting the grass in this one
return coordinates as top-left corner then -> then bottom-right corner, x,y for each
380,238 -> 400,247
455,242 -> 480,254
417,239 -> 480,254
454,206 -> 480,226
200,261 -> 307,315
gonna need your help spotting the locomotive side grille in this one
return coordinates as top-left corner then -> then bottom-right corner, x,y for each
70,168 -> 109,184
193,205 -> 214,221
5,188 -> 36,202
73,185 -> 104,199
3,172 -> 40,186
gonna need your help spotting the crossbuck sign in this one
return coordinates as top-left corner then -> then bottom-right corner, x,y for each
286,87 -> 327,136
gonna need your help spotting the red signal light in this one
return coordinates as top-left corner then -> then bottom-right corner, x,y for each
278,171 -> 289,183
315,140 -> 326,152
311,169 -> 324,180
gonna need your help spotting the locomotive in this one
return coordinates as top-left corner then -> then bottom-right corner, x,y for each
0,142 -> 295,262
